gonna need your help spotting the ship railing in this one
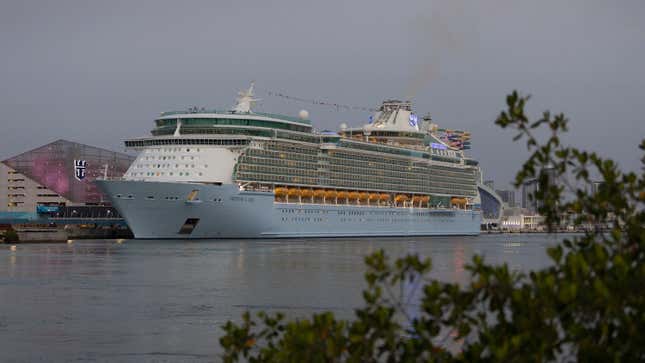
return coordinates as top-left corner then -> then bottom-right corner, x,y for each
158,109 -> 311,125
95,177 -> 126,181
272,201 -> 464,211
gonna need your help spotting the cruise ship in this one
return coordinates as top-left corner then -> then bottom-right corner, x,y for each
97,84 -> 482,238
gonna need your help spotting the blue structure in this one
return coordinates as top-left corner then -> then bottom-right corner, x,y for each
0,211 -> 43,225
0,206 -> 128,227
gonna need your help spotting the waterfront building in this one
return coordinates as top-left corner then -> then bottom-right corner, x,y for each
478,183 -> 503,229
501,213 -> 545,231
1,140 -> 134,213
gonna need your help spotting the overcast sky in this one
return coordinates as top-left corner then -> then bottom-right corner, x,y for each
1,0 -> 643,189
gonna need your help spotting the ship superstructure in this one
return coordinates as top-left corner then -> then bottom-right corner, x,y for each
97,84 -> 481,238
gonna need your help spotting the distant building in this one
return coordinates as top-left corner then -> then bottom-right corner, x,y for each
591,181 -> 605,195
1,140 -> 134,213
502,214 -> 545,231
495,189 -> 516,207
521,178 -> 538,212
484,180 -> 495,190
520,167 -> 558,213
543,167 -> 557,187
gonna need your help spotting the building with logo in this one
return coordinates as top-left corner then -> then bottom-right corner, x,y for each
1,140 -> 134,213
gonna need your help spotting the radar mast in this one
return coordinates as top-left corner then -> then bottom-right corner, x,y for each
232,82 -> 260,113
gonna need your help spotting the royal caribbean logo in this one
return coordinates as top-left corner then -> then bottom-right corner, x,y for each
409,114 -> 418,127
74,159 -> 87,181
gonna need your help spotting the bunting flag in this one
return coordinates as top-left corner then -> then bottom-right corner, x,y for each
262,89 -> 378,112
435,128 -> 473,151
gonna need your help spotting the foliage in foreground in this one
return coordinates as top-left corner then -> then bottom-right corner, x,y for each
220,92 -> 645,362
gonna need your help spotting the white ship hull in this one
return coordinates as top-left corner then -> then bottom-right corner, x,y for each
97,180 -> 481,239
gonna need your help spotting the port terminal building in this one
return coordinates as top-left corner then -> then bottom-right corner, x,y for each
0,140 -> 134,227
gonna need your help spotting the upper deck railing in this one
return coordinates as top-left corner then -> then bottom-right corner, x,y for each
158,109 -> 311,125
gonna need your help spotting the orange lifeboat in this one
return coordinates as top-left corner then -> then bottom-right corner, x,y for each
274,187 -> 288,197
325,190 -> 338,199
313,189 -> 326,198
368,193 -> 380,201
451,197 -> 467,206
379,194 -> 391,201
337,191 -> 349,199
420,196 -> 430,203
287,188 -> 300,197
412,196 -> 423,203
358,192 -> 369,201
395,195 -> 409,203
301,189 -> 314,198
348,192 -> 360,200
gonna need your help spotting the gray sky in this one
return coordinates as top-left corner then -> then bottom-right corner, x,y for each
1,0 -> 643,189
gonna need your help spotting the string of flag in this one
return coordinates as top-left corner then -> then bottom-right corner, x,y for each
435,128 -> 472,150
262,89 -> 378,112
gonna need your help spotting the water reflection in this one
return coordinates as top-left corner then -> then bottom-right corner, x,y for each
0,234 -> 563,362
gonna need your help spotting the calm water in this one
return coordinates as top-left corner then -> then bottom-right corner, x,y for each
0,234 -> 566,362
